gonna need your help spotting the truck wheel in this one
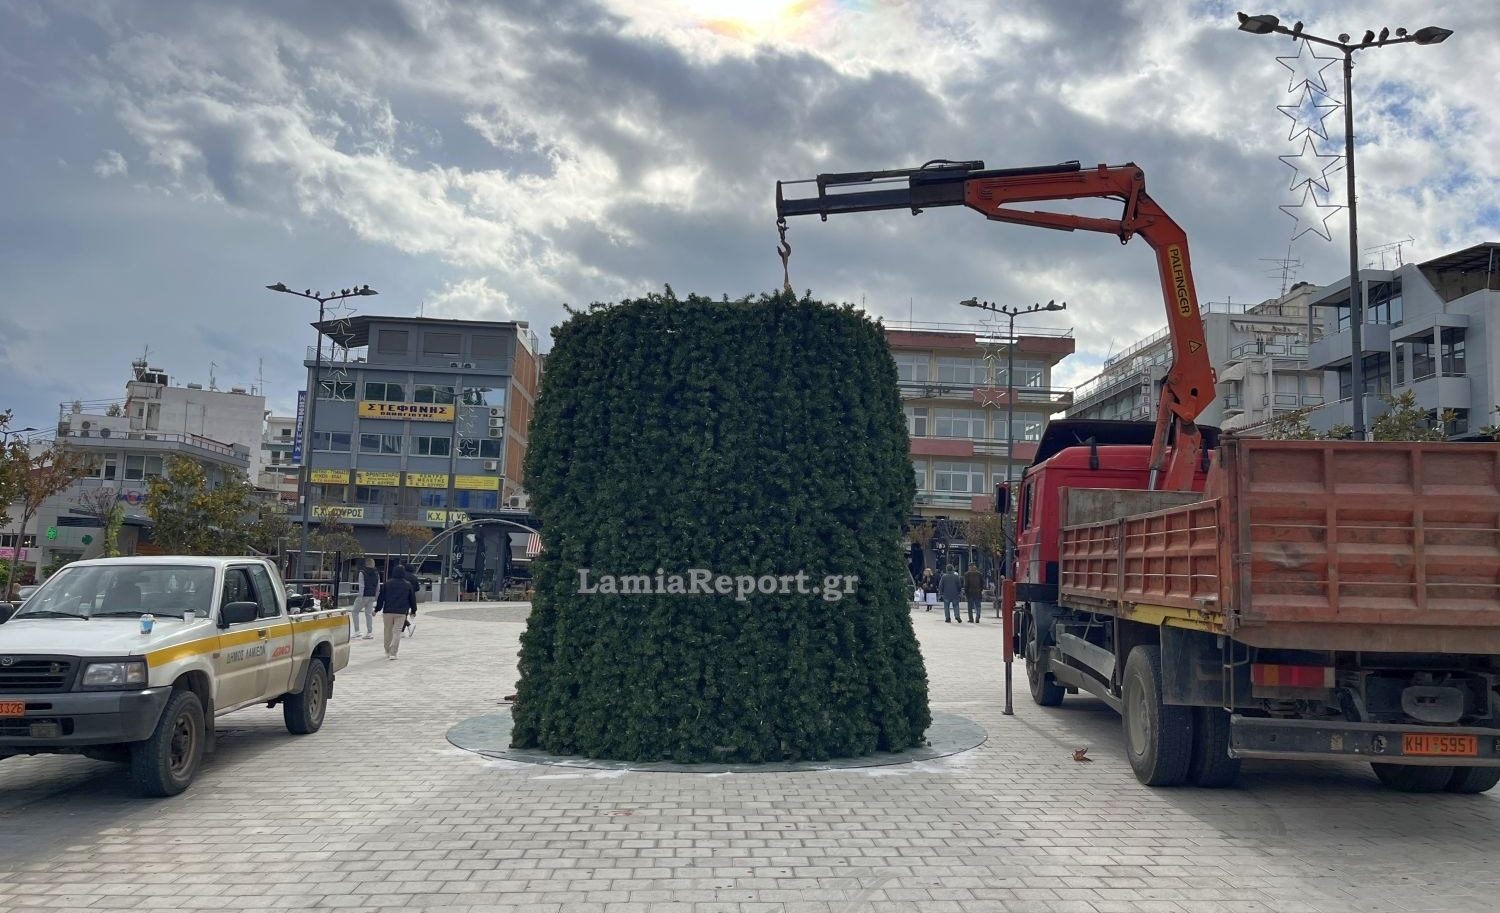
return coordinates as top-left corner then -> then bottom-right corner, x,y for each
283,658 -> 329,735
1444,767 -> 1500,794
1186,707 -> 1242,788
1121,646 -> 1193,787
1024,615 -> 1065,707
1371,763 -> 1455,793
129,690 -> 205,797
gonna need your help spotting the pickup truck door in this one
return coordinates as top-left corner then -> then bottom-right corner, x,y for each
247,563 -> 296,696
215,565 -> 273,710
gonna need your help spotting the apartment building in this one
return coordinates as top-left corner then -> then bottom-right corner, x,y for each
1068,290 -> 1324,431
122,360 -> 268,478
259,414 -> 300,510
1305,242 -> 1500,436
888,323 -> 1075,520
300,315 -> 540,557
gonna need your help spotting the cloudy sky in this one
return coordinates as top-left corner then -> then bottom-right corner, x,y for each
2,0 -> 1496,434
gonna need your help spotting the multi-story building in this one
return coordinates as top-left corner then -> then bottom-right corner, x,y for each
1305,241 -> 1499,437
888,323 -> 1075,520
1068,292 -> 1324,430
122,360 -> 268,479
300,315 -> 540,560
259,414 -> 300,510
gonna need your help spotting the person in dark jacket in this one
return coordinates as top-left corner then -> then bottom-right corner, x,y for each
352,558 -> 380,640
938,565 -> 963,623
376,565 -> 418,659
963,565 -> 984,623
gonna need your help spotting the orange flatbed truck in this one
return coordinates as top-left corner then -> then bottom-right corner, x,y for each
776,157 -> 1500,792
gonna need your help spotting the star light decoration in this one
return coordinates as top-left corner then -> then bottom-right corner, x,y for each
324,297 -> 359,383
1271,40 -> 1345,244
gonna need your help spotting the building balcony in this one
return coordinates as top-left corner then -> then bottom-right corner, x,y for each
1308,395 -> 1390,434
57,429 -> 250,469
1407,373 -> 1471,412
1070,365 -> 1165,414
1306,323 -> 1392,370
897,379 -> 1071,408
914,490 -> 989,512
1393,312 -> 1469,344
1222,394 -> 1244,416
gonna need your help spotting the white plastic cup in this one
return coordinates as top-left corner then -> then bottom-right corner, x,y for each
140,614 -> 155,635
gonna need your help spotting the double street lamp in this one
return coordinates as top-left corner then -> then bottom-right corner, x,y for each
265,283 -> 378,579
960,297 -> 1067,489
1237,12 -> 1453,438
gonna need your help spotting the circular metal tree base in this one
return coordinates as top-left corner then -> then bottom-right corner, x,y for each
447,708 -> 986,773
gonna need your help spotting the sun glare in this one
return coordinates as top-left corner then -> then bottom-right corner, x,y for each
689,0 -> 811,39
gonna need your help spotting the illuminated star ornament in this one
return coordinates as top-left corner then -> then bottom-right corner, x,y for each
1280,185 -> 1342,241
1278,136 -> 1342,192
1277,38 -> 1339,94
1277,86 -> 1340,141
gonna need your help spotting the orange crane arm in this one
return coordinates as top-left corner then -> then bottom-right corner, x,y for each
776,159 -> 1215,490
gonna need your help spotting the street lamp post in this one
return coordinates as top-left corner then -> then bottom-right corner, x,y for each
0,427 -> 38,444
265,283 -> 378,579
1237,13 -> 1452,438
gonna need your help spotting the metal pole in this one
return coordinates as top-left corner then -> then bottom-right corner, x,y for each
1343,48 -> 1367,439
297,300 -> 326,579
441,369 -> 461,591
1003,309 -> 1017,598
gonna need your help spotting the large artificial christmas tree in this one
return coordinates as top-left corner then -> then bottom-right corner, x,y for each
511,289 -> 930,762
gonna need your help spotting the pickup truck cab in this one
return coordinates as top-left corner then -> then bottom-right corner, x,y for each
0,556 -> 351,796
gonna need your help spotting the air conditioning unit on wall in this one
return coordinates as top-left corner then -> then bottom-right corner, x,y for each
488,428 -> 503,439
483,460 -> 499,471
489,407 -> 505,418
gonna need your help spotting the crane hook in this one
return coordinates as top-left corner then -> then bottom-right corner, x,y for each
776,217 -> 793,295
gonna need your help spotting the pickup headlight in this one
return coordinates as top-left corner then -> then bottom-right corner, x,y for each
80,661 -> 148,690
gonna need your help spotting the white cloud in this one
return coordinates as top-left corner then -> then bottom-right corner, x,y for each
92,149 -> 127,177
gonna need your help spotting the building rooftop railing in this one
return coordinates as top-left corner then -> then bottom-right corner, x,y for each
1228,339 -> 1310,360
884,319 -> 1074,338
57,429 -> 244,460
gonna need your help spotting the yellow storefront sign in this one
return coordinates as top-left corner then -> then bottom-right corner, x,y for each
454,474 -> 499,491
313,505 -> 365,520
310,469 -> 350,484
354,470 -> 401,486
425,510 -> 469,524
358,401 -> 455,422
405,472 -> 450,488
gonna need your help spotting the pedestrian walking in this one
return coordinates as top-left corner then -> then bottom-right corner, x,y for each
939,565 -> 963,623
376,565 -> 418,659
352,558 -> 380,640
964,564 -> 983,623
921,567 -> 937,611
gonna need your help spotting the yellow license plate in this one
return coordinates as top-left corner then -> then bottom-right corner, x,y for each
0,701 -> 25,718
1403,733 -> 1478,757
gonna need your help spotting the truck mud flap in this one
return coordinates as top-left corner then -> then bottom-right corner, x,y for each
1230,715 -> 1500,767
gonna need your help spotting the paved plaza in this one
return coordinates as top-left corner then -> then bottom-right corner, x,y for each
1,602 -> 1497,913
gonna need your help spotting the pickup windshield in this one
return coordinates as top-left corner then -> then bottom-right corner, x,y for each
13,565 -> 216,620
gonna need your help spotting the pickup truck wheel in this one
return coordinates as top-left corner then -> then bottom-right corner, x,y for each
1443,767 -> 1500,794
1186,707 -> 1242,788
283,658 -> 329,735
1122,646 -> 1193,787
129,690 -> 205,797
1371,763 -> 1455,793
1024,615 -> 1065,707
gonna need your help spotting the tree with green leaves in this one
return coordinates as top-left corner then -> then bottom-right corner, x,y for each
312,516 -> 363,577
3,429 -> 89,586
511,289 -> 930,763
145,456 -> 258,555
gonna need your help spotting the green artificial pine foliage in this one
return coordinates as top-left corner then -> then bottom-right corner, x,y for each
511,289 -> 930,761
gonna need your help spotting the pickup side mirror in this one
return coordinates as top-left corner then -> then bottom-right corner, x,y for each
220,601 -> 260,627
995,482 -> 1010,514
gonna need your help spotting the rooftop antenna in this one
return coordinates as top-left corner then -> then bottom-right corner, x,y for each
209,361 -> 218,391
1260,242 -> 1303,296
256,357 -> 265,397
1365,237 -> 1415,269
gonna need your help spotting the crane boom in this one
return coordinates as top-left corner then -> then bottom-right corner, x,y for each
775,159 -> 1215,491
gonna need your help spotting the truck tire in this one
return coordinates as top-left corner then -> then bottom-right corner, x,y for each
283,658 -> 329,735
1122,646 -> 1193,787
1024,615 -> 1065,707
129,690 -> 205,797
1186,707 -> 1242,788
1444,767 -> 1500,794
1371,763 -> 1455,793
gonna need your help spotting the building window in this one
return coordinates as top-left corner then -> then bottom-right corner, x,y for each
354,486 -> 387,505
123,455 -> 164,481
1367,281 -> 1403,326
359,433 -> 403,455
98,454 -> 118,481
1010,417 -> 1044,441
996,359 -> 1045,388
462,386 -> 495,406
1441,328 -> 1466,376
377,329 -> 409,355
1445,408 -> 1470,436
933,461 -> 986,494
904,406 -> 928,437
317,380 -> 355,400
472,335 -> 508,358
423,333 -> 462,357
894,353 -> 928,383
1341,353 -> 1391,399
312,431 -> 352,452
0,534 -> 37,548
279,427 -> 292,438
412,436 -> 451,457
313,484 -> 347,502
413,384 -> 456,404
458,439 -> 504,459
419,490 -> 447,508
453,491 -> 500,510
1395,346 -> 1406,385
936,357 -> 986,386
913,459 -> 928,491
933,408 -> 986,439
364,382 -> 404,402
1412,341 -> 1434,381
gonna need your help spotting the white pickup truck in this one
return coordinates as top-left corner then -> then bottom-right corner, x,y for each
0,556 -> 350,796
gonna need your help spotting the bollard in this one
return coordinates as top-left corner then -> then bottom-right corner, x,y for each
1001,578 -> 1015,715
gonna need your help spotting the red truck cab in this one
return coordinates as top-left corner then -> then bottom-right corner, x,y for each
1008,420 -> 1216,604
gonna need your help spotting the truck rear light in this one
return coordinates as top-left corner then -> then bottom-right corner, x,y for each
1251,663 -> 1334,690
